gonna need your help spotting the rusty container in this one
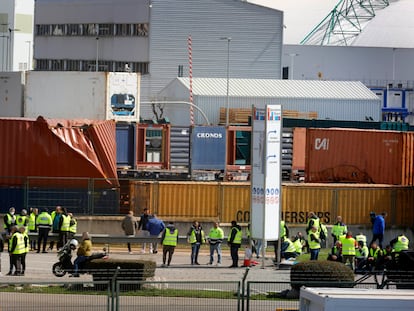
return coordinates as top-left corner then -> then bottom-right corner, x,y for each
305,128 -> 404,184
0,117 -> 117,188
292,127 -> 306,171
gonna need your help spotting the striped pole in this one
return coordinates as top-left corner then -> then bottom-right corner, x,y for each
188,35 -> 194,125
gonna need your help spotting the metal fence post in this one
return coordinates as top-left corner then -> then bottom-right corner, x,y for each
241,267 -> 250,311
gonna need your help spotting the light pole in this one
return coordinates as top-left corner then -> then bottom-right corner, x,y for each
220,37 -> 231,126
95,36 -> 99,72
25,40 -> 31,70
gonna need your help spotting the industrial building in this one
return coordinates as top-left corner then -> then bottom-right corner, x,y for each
157,77 -> 381,125
31,0 -> 284,105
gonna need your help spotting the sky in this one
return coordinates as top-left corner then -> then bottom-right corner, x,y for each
248,0 -> 339,44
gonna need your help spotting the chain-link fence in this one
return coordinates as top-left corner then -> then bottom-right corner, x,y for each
0,278 -> 412,311
0,177 -> 120,215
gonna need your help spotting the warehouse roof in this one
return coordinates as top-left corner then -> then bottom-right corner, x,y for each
170,78 -> 379,100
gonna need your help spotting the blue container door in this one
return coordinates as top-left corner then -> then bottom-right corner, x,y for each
116,123 -> 136,168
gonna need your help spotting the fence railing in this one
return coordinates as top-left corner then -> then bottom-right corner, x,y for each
0,278 -> 411,311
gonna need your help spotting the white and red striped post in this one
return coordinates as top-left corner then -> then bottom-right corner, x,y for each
188,35 -> 194,125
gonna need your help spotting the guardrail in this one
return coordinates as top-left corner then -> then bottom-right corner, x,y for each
26,233 -> 250,252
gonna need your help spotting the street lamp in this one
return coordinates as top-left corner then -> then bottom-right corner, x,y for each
26,41 -> 31,70
220,37 -> 231,126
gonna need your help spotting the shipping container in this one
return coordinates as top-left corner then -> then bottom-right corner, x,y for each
0,117 -> 118,188
190,126 -> 226,171
24,71 -> 140,122
0,72 -> 24,117
136,124 -> 170,169
127,181 -> 414,227
305,128 -> 414,185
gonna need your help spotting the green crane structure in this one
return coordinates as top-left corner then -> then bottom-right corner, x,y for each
301,0 -> 393,46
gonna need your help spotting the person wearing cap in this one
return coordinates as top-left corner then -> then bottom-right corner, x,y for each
36,208 -> 53,253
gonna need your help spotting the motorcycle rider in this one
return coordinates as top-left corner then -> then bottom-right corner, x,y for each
72,232 -> 92,277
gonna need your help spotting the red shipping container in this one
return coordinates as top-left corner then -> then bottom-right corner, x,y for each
305,128 -> 407,185
0,116 -> 118,187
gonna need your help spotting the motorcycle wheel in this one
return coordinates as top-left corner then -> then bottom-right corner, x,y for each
52,262 -> 67,277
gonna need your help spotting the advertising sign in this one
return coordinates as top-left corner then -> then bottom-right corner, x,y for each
251,105 -> 282,241
190,126 -> 227,170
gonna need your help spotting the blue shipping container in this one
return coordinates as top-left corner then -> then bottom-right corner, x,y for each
190,126 -> 226,170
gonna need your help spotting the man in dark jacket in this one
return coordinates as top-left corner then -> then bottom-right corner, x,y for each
370,212 -> 387,248
227,220 -> 242,268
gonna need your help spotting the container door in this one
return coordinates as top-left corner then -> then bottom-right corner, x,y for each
170,126 -> 190,169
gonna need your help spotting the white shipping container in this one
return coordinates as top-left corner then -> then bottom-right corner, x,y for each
0,72 -> 25,117
300,287 -> 414,311
24,71 -> 140,121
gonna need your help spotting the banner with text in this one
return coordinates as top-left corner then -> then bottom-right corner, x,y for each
251,105 -> 282,241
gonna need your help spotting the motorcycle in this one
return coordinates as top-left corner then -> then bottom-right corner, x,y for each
52,239 -> 107,277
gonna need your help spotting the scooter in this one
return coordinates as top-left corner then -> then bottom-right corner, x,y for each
52,239 -> 107,277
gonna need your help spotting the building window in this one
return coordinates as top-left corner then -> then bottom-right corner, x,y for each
35,23 -> 149,37
35,58 -> 149,74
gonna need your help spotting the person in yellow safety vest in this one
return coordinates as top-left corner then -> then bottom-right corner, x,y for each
9,226 -> 27,276
58,208 -> 71,250
68,213 -> 77,239
207,222 -> 224,265
187,221 -> 206,265
390,234 -> 410,253
331,216 -> 348,245
308,226 -> 321,260
281,237 -> 298,260
228,220 -> 243,268
16,209 -> 29,229
340,231 -> 357,270
355,240 -> 369,271
327,240 -> 343,262
3,207 -> 16,234
28,207 -> 38,251
292,236 -> 303,256
366,241 -> 383,270
306,212 -> 320,235
18,226 -> 29,276
273,220 -> 290,261
36,208 -> 53,253
355,232 -> 367,247
161,222 -> 178,267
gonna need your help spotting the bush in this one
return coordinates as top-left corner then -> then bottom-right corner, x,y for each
290,260 -> 354,290
87,259 -> 156,290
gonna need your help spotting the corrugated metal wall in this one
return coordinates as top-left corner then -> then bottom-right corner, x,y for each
128,181 -> 414,226
141,0 -> 283,103
190,97 -> 381,126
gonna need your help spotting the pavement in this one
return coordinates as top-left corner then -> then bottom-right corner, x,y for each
0,245 -> 291,283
